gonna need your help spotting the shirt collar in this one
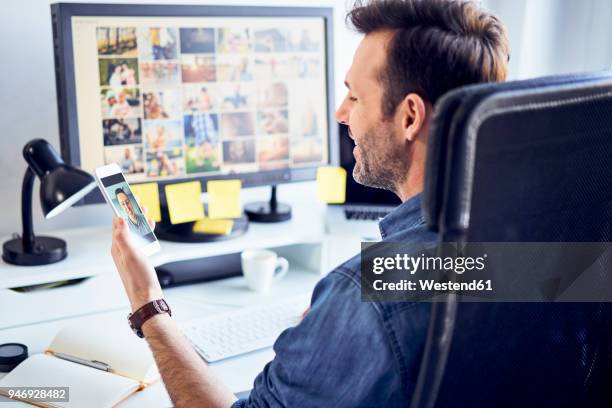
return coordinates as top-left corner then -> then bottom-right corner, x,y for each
378,193 -> 425,239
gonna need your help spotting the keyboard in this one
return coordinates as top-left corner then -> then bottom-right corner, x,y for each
344,207 -> 392,221
181,295 -> 310,363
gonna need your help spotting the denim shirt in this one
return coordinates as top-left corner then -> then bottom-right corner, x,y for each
232,194 -> 437,408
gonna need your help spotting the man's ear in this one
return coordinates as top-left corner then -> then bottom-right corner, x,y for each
400,93 -> 427,142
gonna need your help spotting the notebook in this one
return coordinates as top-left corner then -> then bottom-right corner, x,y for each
0,315 -> 159,408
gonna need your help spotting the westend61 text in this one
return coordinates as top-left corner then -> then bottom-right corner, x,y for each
372,279 -> 493,292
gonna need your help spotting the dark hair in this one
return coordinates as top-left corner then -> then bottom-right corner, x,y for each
347,0 -> 509,117
115,188 -> 128,198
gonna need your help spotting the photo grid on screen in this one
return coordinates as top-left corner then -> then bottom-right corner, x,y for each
95,22 -> 326,182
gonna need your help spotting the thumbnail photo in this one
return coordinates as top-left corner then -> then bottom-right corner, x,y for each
220,112 -> 256,138
217,28 -> 252,53
257,136 -> 289,162
185,142 -> 220,174
257,82 -> 288,108
291,83 -> 324,138
181,55 -> 216,83
286,28 -> 321,52
184,112 -> 219,145
146,148 -> 185,177
143,90 -> 181,120
138,27 -> 179,60
291,139 -> 323,164
99,58 -> 139,88
140,61 -> 180,87
290,56 -> 322,79
257,110 -> 289,135
219,83 -> 256,110
254,28 -> 288,52
217,55 -> 253,82
180,28 -> 215,54
103,118 -> 142,146
253,56 -> 294,79
183,84 -> 218,112
143,120 -> 183,150
223,139 -> 255,164
100,87 -> 141,119
300,105 -> 320,138
97,27 -> 138,57
104,145 -> 145,174
184,113 -> 220,174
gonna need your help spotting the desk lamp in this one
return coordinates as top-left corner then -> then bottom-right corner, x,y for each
2,139 -> 96,266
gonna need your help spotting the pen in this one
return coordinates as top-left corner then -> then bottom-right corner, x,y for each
53,352 -> 114,373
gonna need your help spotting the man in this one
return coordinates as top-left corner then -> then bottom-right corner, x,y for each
120,148 -> 135,174
191,89 -> 219,146
115,188 -> 150,236
110,0 -> 509,406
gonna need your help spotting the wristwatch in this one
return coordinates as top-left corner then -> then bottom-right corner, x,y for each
128,299 -> 172,338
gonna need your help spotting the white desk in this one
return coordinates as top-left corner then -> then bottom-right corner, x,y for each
0,199 -> 364,407
0,268 -> 321,406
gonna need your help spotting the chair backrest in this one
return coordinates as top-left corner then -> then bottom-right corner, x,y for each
415,72 -> 612,407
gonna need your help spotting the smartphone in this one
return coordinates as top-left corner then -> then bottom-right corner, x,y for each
95,163 -> 160,256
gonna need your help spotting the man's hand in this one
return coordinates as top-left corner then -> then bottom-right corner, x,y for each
111,216 -> 163,312
110,209 -> 237,408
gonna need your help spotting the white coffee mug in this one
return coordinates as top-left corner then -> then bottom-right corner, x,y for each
240,249 -> 289,292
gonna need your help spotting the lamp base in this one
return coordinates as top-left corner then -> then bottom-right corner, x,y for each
2,236 -> 67,266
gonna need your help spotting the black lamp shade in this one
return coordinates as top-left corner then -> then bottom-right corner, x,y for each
23,139 -> 96,218
42,166 -> 96,218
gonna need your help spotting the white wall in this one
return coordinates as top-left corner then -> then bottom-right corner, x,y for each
484,0 -> 612,79
0,0 -> 361,237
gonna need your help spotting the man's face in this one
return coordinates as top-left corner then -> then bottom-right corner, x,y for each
117,192 -> 136,220
335,31 -> 408,193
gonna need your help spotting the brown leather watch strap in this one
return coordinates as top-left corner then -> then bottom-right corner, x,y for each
128,299 -> 171,338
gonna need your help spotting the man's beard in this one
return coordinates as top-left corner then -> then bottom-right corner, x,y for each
352,126 -> 407,193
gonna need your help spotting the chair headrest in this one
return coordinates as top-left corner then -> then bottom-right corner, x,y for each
424,71 -> 612,236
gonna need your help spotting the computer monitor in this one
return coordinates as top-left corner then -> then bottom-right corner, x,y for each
51,3 -> 337,228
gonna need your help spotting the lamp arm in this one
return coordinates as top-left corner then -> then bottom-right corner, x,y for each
21,167 -> 36,252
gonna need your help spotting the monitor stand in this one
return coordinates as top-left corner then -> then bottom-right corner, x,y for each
244,185 -> 291,223
154,204 -> 249,243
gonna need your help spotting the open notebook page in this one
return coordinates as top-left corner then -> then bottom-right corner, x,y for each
48,314 -> 158,383
0,354 -> 139,408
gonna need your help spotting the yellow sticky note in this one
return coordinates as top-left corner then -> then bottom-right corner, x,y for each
207,179 -> 242,219
193,218 -> 234,235
130,183 -> 161,222
164,181 -> 205,224
317,166 -> 347,204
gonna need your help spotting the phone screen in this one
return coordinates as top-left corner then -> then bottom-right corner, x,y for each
99,173 -> 156,246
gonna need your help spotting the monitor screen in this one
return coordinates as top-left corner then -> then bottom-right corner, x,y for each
52,4 -> 336,203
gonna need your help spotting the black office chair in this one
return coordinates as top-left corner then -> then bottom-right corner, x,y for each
412,72 -> 612,407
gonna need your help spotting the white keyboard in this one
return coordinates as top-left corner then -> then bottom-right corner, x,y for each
181,295 -> 310,363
